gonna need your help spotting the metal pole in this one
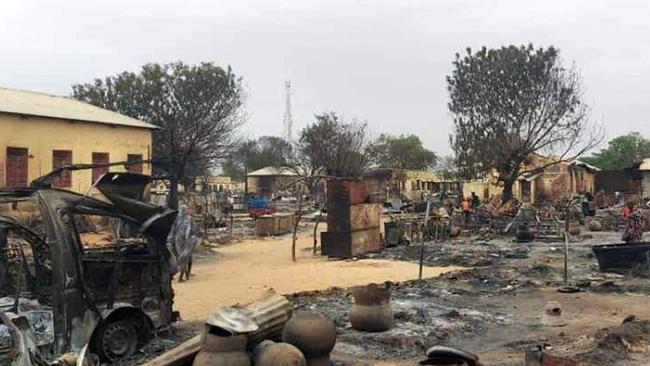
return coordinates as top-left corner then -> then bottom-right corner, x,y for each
419,199 -> 432,280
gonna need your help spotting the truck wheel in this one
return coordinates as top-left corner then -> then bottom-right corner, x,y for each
92,320 -> 138,362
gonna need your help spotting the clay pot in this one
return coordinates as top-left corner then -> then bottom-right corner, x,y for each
282,312 -> 336,366
192,328 -> 251,366
568,223 -> 581,236
349,283 -> 393,332
449,226 -> 460,238
254,342 -> 307,366
542,301 -> 567,327
588,220 -> 602,232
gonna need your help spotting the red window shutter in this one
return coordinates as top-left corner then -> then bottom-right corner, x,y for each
127,154 -> 143,174
52,150 -> 72,188
92,153 -> 110,183
6,147 -> 28,187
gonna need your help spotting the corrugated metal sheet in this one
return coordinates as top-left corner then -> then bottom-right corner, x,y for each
247,166 -> 298,177
0,86 -> 157,129
595,170 -> 642,192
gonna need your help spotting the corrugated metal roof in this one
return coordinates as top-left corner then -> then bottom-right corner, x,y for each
247,166 -> 298,177
0,86 -> 157,129
570,159 -> 601,172
639,158 -> 650,171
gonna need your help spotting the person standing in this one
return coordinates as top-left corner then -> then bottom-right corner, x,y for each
461,198 -> 471,223
471,192 -> 480,209
622,202 -> 644,243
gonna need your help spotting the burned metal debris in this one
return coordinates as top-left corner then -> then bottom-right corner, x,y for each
0,172 -> 177,364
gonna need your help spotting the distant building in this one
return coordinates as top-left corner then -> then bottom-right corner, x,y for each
194,176 -> 243,192
463,155 -> 598,203
364,168 -> 462,201
246,166 -> 300,197
595,159 -> 649,204
0,87 -> 156,192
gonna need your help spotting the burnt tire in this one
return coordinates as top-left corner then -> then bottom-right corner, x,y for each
92,319 -> 138,362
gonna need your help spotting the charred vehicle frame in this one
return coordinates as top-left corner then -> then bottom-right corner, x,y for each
0,169 -> 177,363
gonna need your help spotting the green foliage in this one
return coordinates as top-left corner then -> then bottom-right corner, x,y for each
447,44 -> 598,200
582,132 -> 650,169
221,136 -> 293,180
368,134 -> 437,170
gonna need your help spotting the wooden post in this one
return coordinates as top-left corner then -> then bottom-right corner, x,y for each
419,199 -> 432,280
564,205 -> 570,285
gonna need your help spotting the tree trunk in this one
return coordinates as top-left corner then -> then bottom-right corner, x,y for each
312,210 -> 323,255
502,179 -> 515,203
291,193 -> 303,262
168,174 -> 180,210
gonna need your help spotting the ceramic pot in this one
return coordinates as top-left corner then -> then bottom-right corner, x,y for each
254,342 -> 307,366
192,329 -> 251,366
349,283 -> 393,332
569,223 -> 581,236
588,220 -> 602,231
282,312 -> 336,366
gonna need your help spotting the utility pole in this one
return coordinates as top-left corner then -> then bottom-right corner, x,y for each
283,81 -> 293,142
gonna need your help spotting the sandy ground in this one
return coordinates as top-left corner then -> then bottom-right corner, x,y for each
173,225 -> 463,320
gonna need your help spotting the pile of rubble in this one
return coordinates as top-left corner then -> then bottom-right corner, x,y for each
526,316 -> 650,365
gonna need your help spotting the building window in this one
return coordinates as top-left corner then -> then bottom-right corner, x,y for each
52,150 -> 72,188
127,154 -> 143,174
92,152 -> 109,183
6,147 -> 28,187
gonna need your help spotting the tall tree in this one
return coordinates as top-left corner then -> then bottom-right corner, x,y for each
448,44 -> 601,201
582,132 -> 650,170
368,134 -> 437,170
222,136 -> 293,180
72,62 -> 245,209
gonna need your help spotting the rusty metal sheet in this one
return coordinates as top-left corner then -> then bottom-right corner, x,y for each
321,228 -> 381,258
595,170 -> 641,193
326,179 -> 369,206
350,203 -> 381,231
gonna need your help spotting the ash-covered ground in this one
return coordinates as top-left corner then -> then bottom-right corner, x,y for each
130,229 -> 650,365
289,229 -> 650,365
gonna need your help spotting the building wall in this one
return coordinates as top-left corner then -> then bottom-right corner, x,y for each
642,171 -> 650,199
195,176 -> 243,192
463,164 -> 596,204
365,169 -> 462,201
0,112 -> 152,193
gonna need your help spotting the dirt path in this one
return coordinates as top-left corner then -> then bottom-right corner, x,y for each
173,226 -> 463,320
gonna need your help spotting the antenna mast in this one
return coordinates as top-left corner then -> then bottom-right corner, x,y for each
283,81 -> 293,141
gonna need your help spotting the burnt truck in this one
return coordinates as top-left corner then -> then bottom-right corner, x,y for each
0,172 -> 177,364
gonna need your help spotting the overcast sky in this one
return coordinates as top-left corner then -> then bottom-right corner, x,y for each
2,0 -> 649,155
